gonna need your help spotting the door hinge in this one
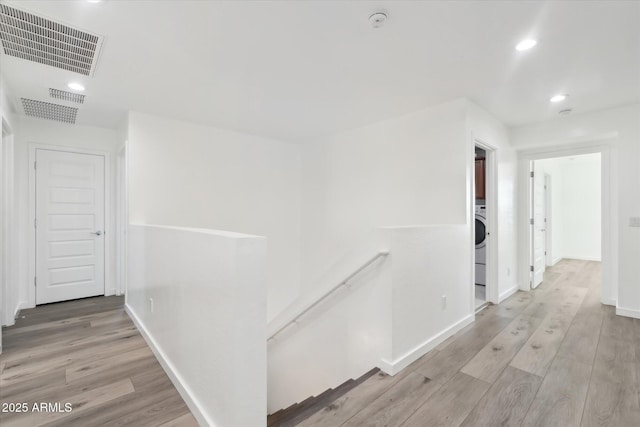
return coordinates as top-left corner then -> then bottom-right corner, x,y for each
34,276 -> 37,287
530,218 -> 534,225
530,265 -> 534,272
530,171 -> 534,178
34,218 -> 37,228
34,161 -> 37,170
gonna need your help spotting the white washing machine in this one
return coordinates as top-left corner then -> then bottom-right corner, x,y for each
475,205 -> 487,286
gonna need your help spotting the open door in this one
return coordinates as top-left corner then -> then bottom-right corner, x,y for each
531,162 -> 546,288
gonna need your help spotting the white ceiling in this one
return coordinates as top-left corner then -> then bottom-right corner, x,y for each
1,0 -> 639,141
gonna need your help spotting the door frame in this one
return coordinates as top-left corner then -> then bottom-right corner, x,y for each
517,141 -> 613,305
28,143 -> 112,308
544,173 -> 553,267
115,141 -> 128,297
471,137 -> 499,306
530,161 -> 547,288
1,118 -> 15,326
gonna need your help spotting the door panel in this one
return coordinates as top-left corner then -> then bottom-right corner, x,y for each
36,149 -> 105,304
532,163 -> 546,288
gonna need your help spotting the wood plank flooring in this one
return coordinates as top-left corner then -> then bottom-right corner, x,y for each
294,259 -> 640,427
0,296 -> 197,427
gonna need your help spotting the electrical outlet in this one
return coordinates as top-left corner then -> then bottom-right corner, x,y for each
149,298 -> 154,313
630,217 -> 640,227
442,295 -> 447,310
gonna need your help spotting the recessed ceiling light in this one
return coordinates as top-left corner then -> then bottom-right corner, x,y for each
515,39 -> 537,51
87,0 -> 103,3
67,82 -> 86,91
550,94 -> 568,103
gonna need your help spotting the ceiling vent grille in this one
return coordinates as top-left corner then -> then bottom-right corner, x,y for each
49,88 -> 85,104
21,98 -> 78,124
0,4 -> 102,76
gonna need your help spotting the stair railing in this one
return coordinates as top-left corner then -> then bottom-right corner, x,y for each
268,250 -> 390,341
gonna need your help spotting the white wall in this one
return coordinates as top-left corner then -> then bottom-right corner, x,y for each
10,116 -> 119,319
299,99 -> 468,290
537,154 -> 601,262
381,225 -> 472,367
127,111 -> 301,321
127,224 -> 266,427
511,104 -> 640,316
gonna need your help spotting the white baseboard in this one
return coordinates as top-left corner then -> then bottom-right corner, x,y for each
378,313 -> 475,376
3,301 -> 30,327
615,305 -> 640,319
601,298 -> 616,306
498,286 -> 518,303
125,304 -> 212,427
562,256 -> 601,262
14,301 -> 28,319
551,257 -> 562,266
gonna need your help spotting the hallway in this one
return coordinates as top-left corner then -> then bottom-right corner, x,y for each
0,296 -> 197,426
286,259 -> 640,426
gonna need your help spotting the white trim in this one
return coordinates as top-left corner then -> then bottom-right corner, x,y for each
544,173 -> 553,267
28,143 -> 112,308
115,142 -> 128,296
615,305 -> 640,319
125,304 -> 212,427
13,301 -> 27,322
378,313 -> 474,375
551,257 -> 562,266
561,256 -> 602,262
498,286 -> 518,303
1,119 -> 17,326
517,142 -> 614,304
602,298 -> 616,306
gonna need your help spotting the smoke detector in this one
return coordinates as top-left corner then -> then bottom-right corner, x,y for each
369,12 -> 388,28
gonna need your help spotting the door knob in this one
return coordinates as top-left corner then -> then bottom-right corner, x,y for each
91,230 -> 103,236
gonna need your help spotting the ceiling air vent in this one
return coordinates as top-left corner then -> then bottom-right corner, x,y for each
49,88 -> 85,104
0,4 -> 103,76
21,98 -> 78,124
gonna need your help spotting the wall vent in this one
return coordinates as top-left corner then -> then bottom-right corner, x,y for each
0,4 -> 103,76
21,98 -> 78,124
49,88 -> 85,104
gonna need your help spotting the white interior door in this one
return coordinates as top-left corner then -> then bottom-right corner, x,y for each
532,163 -> 546,288
36,149 -> 105,304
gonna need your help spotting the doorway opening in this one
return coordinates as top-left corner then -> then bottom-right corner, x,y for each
529,153 -> 602,290
473,144 -> 492,309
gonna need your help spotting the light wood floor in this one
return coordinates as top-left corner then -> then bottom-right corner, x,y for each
0,296 -> 198,427
296,259 -> 640,427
